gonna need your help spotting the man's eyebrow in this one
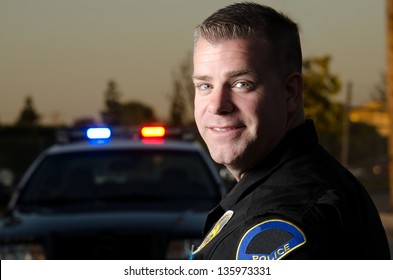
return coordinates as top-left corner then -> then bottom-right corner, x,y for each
192,70 -> 253,81
192,75 -> 211,81
225,69 -> 253,78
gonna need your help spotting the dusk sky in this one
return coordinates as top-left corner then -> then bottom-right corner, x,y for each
0,0 -> 386,125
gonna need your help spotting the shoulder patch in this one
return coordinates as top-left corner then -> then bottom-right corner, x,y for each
236,219 -> 306,260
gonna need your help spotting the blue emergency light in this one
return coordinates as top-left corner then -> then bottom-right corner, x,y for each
86,128 -> 112,140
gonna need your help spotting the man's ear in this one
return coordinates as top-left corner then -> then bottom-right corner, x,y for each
285,72 -> 303,113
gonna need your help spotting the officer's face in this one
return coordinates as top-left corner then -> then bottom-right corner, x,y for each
193,37 -> 291,180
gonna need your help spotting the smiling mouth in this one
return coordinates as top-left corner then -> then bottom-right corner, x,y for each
209,126 -> 244,132
211,127 -> 235,132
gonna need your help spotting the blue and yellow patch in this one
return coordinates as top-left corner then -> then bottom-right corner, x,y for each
236,219 -> 306,260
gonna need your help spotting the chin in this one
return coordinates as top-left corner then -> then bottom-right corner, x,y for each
209,152 -> 227,165
210,153 -> 237,167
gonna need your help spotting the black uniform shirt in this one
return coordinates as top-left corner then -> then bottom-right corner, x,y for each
192,120 -> 390,260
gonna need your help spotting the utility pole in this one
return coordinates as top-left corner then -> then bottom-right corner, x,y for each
341,81 -> 352,168
386,0 -> 393,210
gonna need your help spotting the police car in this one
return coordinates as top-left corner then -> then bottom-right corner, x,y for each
0,126 -> 226,260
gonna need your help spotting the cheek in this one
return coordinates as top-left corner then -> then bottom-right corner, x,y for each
258,104 -> 288,142
258,91 -> 287,116
193,99 -> 201,117
251,96 -> 287,134
193,100 -> 205,130
243,99 -> 265,126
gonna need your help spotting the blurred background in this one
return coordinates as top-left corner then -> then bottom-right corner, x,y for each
0,0 -> 392,217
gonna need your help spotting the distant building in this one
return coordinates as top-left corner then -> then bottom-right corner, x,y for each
349,101 -> 389,137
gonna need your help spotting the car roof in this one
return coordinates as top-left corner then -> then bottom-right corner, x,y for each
45,139 -> 204,155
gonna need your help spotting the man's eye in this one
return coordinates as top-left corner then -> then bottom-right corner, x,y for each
197,84 -> 212,90
234,81 -> 253,89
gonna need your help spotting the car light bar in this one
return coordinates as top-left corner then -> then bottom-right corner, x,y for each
140,126 -> 166,138
86,128 -> 112,139
56,125 -> 194,144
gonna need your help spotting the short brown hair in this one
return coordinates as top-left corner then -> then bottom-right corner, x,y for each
194,2 -> 302,76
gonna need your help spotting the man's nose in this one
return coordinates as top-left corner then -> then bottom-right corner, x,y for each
208,86 -> 234,115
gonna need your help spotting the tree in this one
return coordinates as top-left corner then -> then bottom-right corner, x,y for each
371,71 -> 387,102
16,96 -> 40,127
168,79 -> 187,126
121,101 -> 157,126
386,0 -> 393,208
168,52 -> 194,124
101,80 -> 122,126
302,55 -> 343,156
349,122 -> 387,166
73,117 -> 97,128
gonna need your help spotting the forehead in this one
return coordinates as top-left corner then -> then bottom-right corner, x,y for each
194,37 -> 267,56
193,37 -> 272,71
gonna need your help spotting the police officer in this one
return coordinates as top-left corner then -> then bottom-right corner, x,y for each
192,2 -> 390,260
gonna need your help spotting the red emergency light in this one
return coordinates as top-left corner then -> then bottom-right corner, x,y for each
140,126 -> 166,138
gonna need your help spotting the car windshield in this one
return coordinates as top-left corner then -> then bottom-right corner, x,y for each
18,149 -> 220,204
